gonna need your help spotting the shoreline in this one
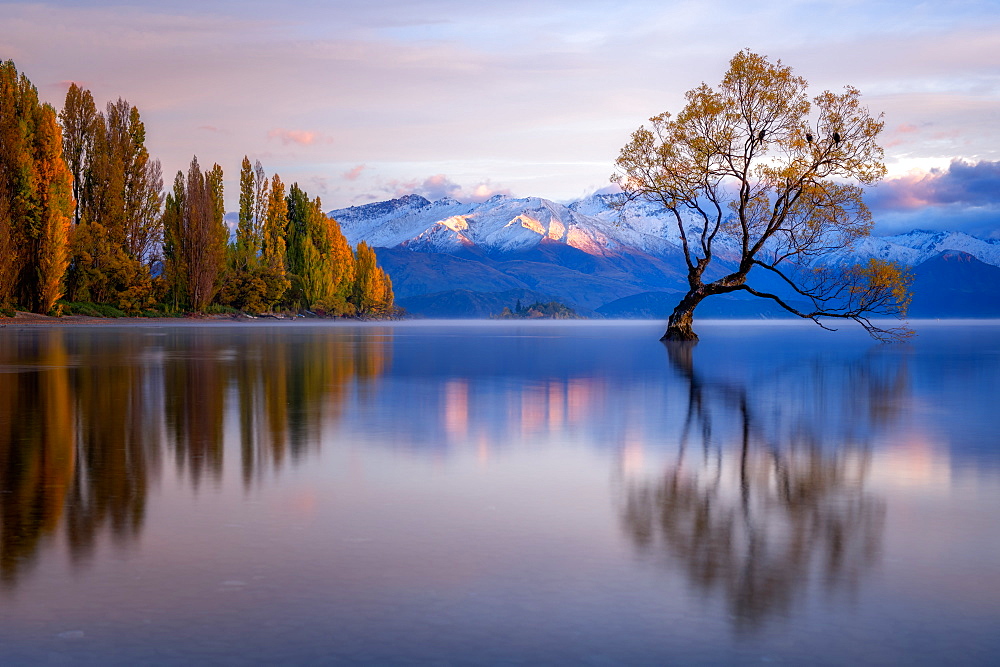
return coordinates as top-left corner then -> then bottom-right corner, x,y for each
0,312 -> 385,327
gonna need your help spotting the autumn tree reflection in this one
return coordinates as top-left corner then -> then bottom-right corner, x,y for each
160,327 -> 392,488
165,330 -> 227,488
65,330 -> 161,564
234,328 -> 391,486
0,330 -> 75,586
0,325 -> 392,588
621,343 -> 899,632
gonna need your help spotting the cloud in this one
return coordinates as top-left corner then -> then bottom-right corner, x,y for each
868,160 -> 1000,237
267,128 -> 333,147
342,164 -> 367,181
6,0 -> 1000,215
871,160 -> 1000,211
382,173 -> 511,203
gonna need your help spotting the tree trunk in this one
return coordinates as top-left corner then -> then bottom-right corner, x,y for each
661,293 -> 703,342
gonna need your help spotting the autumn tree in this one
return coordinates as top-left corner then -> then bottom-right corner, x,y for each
285,184 -> 354,314
62,91 -> 163,311
162,157 -> 227,311
350,240 -> 394,316
60,83 -> 97,227
614,50 -> 911,341
259,173 -> 291,309
0,61 -> 74,314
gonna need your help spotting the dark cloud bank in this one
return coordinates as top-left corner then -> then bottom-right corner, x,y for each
869,160 -> 1000,238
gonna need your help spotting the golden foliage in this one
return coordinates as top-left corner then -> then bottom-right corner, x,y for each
613,49 -> 908,341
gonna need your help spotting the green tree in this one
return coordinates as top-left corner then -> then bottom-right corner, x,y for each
259,173 -> 291,310
221,157 -> 276,312
285,185 -> 354,314
614,50 -> 911,341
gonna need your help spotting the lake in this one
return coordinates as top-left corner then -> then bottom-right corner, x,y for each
0,319 -> 998,665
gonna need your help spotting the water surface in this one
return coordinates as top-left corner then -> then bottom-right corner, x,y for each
0,320 -> 998,664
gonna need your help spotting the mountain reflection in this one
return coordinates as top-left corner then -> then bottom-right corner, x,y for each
620,342 -> 896,633
0,326 -> 391,588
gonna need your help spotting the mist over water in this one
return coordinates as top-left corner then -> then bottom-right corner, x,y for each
0,320 -> 997,664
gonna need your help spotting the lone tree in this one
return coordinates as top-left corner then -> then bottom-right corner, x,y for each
614,50 -> 912,341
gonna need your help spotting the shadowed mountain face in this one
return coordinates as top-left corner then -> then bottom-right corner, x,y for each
330,195 -> 1000,319
907,251 -> 1000,317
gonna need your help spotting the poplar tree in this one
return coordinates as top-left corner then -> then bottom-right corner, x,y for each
235,156 -> 259,268
285,184 -> 354,314
59,83 -> 97,227
62,91 -> 162,311
0,61 -> 74,314
350,241 -> 394,316
162,157 -> 227,311
262,174 -> 288,273
259,173 -> 290,310
222,157 -> 276,312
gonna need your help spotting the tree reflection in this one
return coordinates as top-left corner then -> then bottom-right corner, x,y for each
0,330 -> 75,586
232,328 -> 392,486
165,330 -> 227,488
0,325 -> 391,588
163,327 -> 392,488
621,342 -> 897,633
66,331 -> 161,564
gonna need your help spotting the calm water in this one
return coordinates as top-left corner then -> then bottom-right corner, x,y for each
0,320 -> 998,665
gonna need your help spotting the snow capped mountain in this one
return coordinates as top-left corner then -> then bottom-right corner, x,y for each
329,193 -> 695,259
327,192 -> 1000,317
330,193 -> 1000,269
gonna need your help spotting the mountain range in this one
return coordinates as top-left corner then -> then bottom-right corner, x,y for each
328,193 -> 1000,319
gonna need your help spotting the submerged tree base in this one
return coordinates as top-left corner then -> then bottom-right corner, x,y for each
662,304 -> 700,341
661,324 -> 699,342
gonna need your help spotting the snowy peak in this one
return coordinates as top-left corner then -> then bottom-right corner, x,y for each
328,192 -> 1000,270
843,230 -> 1000,268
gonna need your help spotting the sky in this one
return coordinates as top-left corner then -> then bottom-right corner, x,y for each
2,0 -> 1000,236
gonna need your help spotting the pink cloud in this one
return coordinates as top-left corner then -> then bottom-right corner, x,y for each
381,173 -> 511,203
869,160 -> 1000,213
884,123 -> 925,148
267,128 -> 333,147
342,164 -> 367,181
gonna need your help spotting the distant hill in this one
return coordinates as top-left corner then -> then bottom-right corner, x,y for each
327,194 -> 1000,319
397,288 -> 587,319
908,251 -> 1000,318
597,291 -> 805,319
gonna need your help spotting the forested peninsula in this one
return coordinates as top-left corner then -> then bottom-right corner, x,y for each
0,61 -> 394,319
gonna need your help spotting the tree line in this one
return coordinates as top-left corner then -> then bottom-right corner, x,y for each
0,60 -> 393,317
